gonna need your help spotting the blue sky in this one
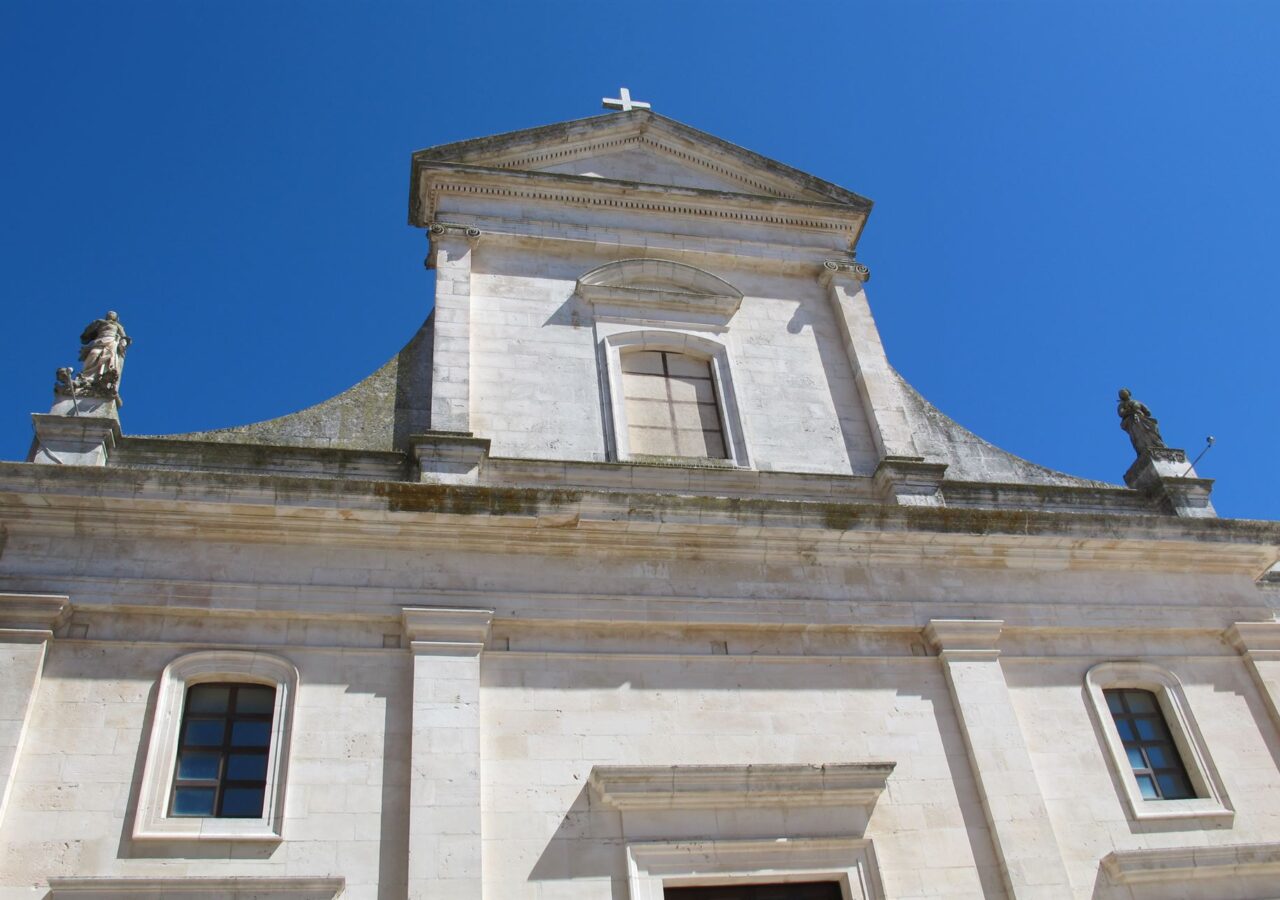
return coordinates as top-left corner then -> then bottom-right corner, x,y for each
3,1 -> 1278,519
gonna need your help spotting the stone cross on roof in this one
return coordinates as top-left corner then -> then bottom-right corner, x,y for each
602,87 -> 650,112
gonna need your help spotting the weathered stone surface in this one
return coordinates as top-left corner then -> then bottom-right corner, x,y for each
155,315 -> 433,452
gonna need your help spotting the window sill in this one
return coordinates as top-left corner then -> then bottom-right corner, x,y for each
1126,797 -> 1234,823
133,815 -> 282,842
628,454 -> 742,470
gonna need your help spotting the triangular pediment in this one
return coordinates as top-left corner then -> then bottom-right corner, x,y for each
412,110 -> 872,209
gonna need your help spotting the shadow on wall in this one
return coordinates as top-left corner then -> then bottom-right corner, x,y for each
787,298 -> 879,477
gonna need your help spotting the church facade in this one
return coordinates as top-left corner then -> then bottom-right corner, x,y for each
3,107 -> 1280,900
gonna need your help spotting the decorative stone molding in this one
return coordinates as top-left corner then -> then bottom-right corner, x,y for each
1101,842 -> 1280,884
1084,660 -> 1233,822
577,258 -> 744,324
626,837 -> 885,900
46,877 -> 346,899
401,606 -> 494,655
428,221 -> 481,237
133,650 -> 299,841
873,456 -> 947,507
1226,621 -> 1280,660
820,258 -> 871,283
409,431 -> 491,485
0,592 -> 70,640
923,618 -> 1003,660
591,762 -> 895,811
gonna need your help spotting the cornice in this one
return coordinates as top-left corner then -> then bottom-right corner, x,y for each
0,591 -> 71,639
414,162 -> 866,234
1101,842 -> 1280,884
46,877 -> 345,898
409,109 -> 873,211
1,464 -> 1277,575
590,762 -> 894,811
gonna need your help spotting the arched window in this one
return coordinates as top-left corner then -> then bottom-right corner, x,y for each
598,331 -> 750,467
1084,661 -> 1232,821
134,650 -> 298,841
621,349 -> 726,460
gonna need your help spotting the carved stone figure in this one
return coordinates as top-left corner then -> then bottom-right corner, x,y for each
1117,388 -> 1166,455
60,311 -> 132,398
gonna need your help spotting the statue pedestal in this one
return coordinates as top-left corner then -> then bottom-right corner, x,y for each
874,456 -> 948,507
28,393 -> 121,466
1124,448 -> 1216,518
410,431 -> 491,485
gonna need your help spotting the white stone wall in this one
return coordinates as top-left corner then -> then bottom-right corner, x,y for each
0,641 -> 411,900
467,244 -> 880,474
1007,652 -> 1280,899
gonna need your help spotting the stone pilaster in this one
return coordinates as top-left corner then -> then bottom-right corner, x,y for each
401,606 -> 493,900
924,619 -> 1072,900
1124,448 -> 1216,518
427,225 -> 479,433
820,262 -> 947,504
0,593 -> 69,826
1226,622 -> 1280,733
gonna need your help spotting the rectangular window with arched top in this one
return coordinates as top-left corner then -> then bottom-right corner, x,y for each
622,350 -> 726,459
134,650 -> 297,841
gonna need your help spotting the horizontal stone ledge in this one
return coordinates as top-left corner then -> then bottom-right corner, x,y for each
590,761 -> 895,811
1102,841 -> 1280,884
46,876 -> 345,899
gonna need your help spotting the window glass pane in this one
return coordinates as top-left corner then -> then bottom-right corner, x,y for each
666,377 -> 714,404
665,355 -> 712,378
231,720 -> 271,747
629,427 -> 677,456
1125,747 -> 1145,771
227,753 -> 268,781
187,685 -> 231,713
670,402 -> 706,431
1116,720 -> 1135,740
1135,718 -> 1159,740
172,787 -> 216,816
1106,692 -> 1125,713
628,398 -> 674,428
183,719 -> 225,746
621,351 -> 664,374
700,431 -> 727,459
696,403 -> 722,430
1157,773 -> 1192,800
1145,745 -> 1172,768
1136,775 -> 1158,799
235,686 -> 275,714
625,374 -> 669,400
177,750 -> 221,781
1126,691 -> 1156,712
221,787 -> 265,818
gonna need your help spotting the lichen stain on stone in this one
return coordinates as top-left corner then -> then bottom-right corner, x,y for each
372,482 -> 582,517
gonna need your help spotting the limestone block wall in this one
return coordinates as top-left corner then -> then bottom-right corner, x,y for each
480,651 -> 1005,899
1006,649 -> 1280,899
0,640 -> 411,900
467,242 -> 880,474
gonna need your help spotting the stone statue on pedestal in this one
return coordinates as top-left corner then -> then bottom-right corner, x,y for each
1117,388 -> 1165,455
58,311 -> 132,399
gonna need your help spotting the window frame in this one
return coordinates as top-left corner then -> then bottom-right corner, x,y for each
134,650 -> 298,841
600,329 -> 750,468
1084,661 -> 1232,822
626,837 -> 883,900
